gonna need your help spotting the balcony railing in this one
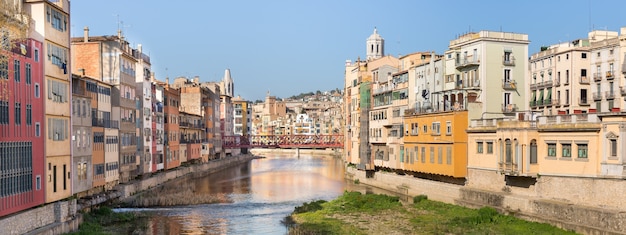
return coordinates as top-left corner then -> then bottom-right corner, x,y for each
498,162 -> 518,175
579,98 -> 589,106
593,92 -> 603,100
502,103 -> 517,113
605,91 -> 616,100
530,83 -> 539,90
543,80 -> 553,87
594,73 -> 602,82
502,80 -> 517,90
544,98 -> 552,107
606,70 -> 615,80
529,100 -> 537,108
502,55 -> 515,66
455,55 -> 480,68
579,76 -> 589,84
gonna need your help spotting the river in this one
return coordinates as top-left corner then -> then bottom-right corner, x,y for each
122,153 -> 356,235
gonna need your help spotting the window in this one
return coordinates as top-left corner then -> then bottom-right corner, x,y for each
423,125 -> 428,134
34,49 -> 39,62
581,53 -> 587,58
530,140 -> 538,163
47,43 -> 68,69
0,142 -> 34,196
487,142 -> 493,154
438,147 -> 443,164
421,147 -> 425,163
26,104 -> 31,125
0,59 -> 7,79
610,139 -> 617,157
431,122 -> 440,135
35,122 -> 40,136
547,143 -> 557,157
48,118 -> 68,141
14,102 -> 21,125
562,144 -> 571,157
446,121 -> 452,135
25,63 -> 31,84
48,79 -> 67,103
446,146 -> 452,165
577,144 -> 588,158
477,142 -> 484,153
34,83 -> 40,98
46,5 -> 67,32
430,146 -> 435,163
14,60 -> 20,82
0,101 -> 7,124
504,69 -> 511,82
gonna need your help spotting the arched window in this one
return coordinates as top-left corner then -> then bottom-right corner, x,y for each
530,139 -> 537,164
376,44 -> 379,53
371,44 -> 374,53
505,139 -> 512,163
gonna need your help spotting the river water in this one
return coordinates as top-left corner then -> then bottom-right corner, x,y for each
126,154 -> 357,235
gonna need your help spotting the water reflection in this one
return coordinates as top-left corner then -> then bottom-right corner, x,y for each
133,154 -> 348,235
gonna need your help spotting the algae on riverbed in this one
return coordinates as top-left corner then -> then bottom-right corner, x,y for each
287,191 -> 579,235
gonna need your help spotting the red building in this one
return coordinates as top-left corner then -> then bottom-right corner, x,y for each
0,39 -> 46,217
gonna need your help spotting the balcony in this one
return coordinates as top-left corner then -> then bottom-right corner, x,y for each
502,103 -> 518,113
543,80 -> 553,88
455,55 -> 480,68
606,70 -> 615,80
544,98 -> 552,107
530,83 -> 539,90
502,80 -> 517,90
605,91 -> 616,100
593,73 -> 602,82
579,76 -> 589,84
621,86 -> 626,96
498,162 -> 518,175
593,92 -> 603,101
529,100 -> 537,108
502,55 -> 515,66
579,98 -> 589,106
553,79 -> 560,87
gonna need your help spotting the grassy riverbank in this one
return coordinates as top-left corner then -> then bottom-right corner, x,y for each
287,191 -> 578,235
67,207 -> 150,235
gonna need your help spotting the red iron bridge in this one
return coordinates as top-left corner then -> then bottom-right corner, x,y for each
222,135 -> 344,149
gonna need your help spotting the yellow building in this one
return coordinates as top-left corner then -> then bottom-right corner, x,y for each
466,113 -> 626,210
403,111 -> 468,179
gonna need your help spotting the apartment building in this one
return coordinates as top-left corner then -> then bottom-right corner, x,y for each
529,39 -> 591,115
161,81 -> 181,170
151,83 -> 164,172
179,111 -> 203,162
589,30 -> 624,112
71,74 -> 93,197
23,0 -> 73,203
133,44 -> 153,178
232,95 -> 252,137
0,38 -> 46,216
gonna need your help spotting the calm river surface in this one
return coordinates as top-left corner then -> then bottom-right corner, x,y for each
126,154 -> 360,235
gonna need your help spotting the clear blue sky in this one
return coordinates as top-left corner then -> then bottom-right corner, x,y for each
71,0 -> 625,101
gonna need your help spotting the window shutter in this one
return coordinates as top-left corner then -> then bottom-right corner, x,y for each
48,118 -> 52,139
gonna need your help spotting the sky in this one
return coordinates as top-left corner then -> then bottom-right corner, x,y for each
71,0 -> 626,102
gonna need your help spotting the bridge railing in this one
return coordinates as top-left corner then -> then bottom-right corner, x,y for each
222,135 -> 344,148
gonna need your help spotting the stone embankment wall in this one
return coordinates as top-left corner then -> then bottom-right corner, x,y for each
346,167 -> 626,235
0,199 -> 80,235
117,154 -> 257,200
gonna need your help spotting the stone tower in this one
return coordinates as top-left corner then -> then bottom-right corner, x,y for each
223,69 -> 233,97
366,27 -> 384,60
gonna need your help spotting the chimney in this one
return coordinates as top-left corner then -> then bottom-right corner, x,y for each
83,26 -> 89,42
166,77 -> 169,85
138,44 -> 142,53
150,72 -> 155,82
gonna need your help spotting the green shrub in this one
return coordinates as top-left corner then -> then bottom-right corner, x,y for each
413,195 -> 428,203
294,200 -> 327,214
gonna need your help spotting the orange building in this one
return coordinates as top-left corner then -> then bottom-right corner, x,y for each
403,110 -> 468,179
162,82 -> 180,170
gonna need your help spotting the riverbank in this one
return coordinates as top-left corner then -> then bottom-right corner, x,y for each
288,191 -> 578,235
346,166 -> 626,235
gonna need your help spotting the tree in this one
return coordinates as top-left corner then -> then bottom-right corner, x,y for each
1,1 -> 30,100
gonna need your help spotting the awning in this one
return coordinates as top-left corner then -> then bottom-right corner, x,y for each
546,89 -> 552,101
539,90 -> 544,102
531,91 -> 536,102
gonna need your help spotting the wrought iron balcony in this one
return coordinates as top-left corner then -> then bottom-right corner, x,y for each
606,70 -> 615,80
593,92 -> 603,100
455,55 -> 480,68
502,80 -> 517,90
579,76 -> 589,84
502,103 -> 518,113
502,55 -> 515,66
605,91 -> 616,100
594,73 -> 602,82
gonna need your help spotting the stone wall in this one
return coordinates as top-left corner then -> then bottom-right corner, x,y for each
251,148 -> 340,157
348,167 -> 626,235
0,200 -> 78,235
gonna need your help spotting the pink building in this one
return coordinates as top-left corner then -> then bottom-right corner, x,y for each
0,39 -> 46,217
